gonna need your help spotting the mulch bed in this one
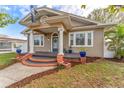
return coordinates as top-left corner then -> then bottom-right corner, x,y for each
86,57 -> 100,63
7,57 -> 100,88
105,58 -> 124,63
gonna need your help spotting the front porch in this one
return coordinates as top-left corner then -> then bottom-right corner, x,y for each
18,51 -> 99,68
28,24 -> 67,55
20,52 -> 81,67
33,51 -> 98,63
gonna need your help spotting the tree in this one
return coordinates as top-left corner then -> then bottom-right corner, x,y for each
105,24 -> 124,59
88,8 -> 113,23
81,5 -> 86,9
87,8 -> 124,24
81,5 -> 124,13
106,5 -> 124,14
0,10 -> 18,28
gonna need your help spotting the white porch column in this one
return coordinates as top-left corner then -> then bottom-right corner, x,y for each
29,31 -> 34,53
11,42 -> 15,52
58,27 -> 64,55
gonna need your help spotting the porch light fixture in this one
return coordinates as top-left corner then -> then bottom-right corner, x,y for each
44,34 -> 50,41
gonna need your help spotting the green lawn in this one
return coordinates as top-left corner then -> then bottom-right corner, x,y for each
0,52 -> 17,69
23,59 -> 124,88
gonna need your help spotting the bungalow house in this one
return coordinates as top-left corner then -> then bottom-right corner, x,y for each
19,7 -> 115,67
0,34 -> 27,53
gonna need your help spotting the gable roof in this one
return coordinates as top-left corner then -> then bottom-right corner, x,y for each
19,6 -> 100,25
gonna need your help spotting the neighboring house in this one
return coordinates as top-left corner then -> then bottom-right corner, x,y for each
20,7 -> 115,58
0,34 -> 27,53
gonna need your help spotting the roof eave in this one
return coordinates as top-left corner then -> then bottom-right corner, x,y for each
19,7 -> 64,25
21,28 -> 30,34
72,23 -> 117,31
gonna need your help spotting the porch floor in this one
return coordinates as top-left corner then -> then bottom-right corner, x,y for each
34,51 -> 80,59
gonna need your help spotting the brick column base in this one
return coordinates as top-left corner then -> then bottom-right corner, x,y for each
57,54 -> 64,64
57,54 -> 71,68
80,57 -> 86,64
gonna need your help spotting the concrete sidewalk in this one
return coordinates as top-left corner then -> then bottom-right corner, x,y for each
0,63 -> 56,88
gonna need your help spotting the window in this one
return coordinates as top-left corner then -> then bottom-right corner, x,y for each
0,42 -> 11,49
87,32 -> 92,45
40,36 -> 43,45
34,36 -> 40,45
34,35 -> 44,46
70,34 -> 74,46
69,31 -> 93,47
76,33 -> 85,45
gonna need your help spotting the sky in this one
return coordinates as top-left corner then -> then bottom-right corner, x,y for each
0,5 -> 108,39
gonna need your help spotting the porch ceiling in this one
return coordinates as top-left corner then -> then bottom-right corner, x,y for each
34,27 -> 58,34
46,15 -> 72,30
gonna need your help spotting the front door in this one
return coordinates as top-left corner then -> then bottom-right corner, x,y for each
52,35 -> 59,53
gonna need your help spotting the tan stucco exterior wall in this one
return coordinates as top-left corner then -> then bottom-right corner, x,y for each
63,29 -> 104,57
33,29 -> 104,57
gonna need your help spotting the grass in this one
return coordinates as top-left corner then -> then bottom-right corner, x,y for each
23,59 -> 124,88
0,52 -> 17,69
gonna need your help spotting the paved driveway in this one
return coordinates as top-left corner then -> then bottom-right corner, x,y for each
0,63 -> 56,88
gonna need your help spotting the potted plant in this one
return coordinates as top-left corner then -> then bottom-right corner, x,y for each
68,46 -> 72,53
15,45 -> 22,54
79,47 -> 87,57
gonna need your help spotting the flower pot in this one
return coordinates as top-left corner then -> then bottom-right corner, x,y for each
68,50 -> 72,53
80,51 -> 86,57
16,49 -> 22,54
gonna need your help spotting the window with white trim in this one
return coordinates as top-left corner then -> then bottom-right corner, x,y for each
69,31 -> 93,47
76,33 -> 85,45
34,35 -> 44,46
0,42 -> 11,49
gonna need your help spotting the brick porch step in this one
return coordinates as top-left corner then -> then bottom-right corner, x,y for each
33,52 -> 57,58
22,60 -> 58,67
29,56 -> 57,62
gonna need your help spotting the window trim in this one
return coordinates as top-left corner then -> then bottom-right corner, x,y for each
34,34 -> 44,47
0,42 -> 12,50
69,33 -> 74,46
69,31 -> 93,47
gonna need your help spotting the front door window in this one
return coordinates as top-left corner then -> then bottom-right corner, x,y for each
52,33 -> 59,53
